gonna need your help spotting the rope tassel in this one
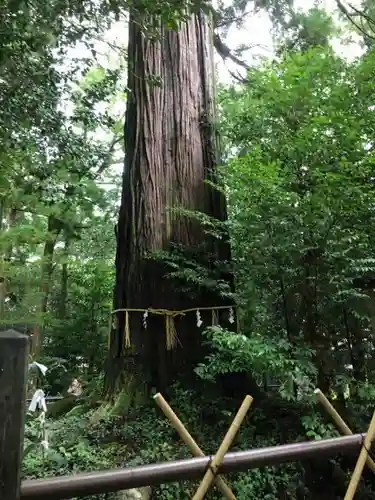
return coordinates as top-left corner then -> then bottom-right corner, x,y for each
165,314 -> 178,350
109,305 -> 237,354
212,309 -> 219,326
124,310 -> 131,348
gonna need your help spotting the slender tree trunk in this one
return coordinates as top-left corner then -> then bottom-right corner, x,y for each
345,303 -> 367,386
32,215 -> 61,356
59,236 -> 70,320
0,206 -> 17,317
0,201 -> 5,317
105,12 -> 232,395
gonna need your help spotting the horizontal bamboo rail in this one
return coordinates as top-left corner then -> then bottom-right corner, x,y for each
1,331 -> 370,500
21,433 -> 366,500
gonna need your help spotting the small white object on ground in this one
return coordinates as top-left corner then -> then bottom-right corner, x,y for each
28,389 -> 47,413
117,487 -> 151,499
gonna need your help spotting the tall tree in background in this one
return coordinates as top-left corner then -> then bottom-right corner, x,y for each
106,10 -> 233,394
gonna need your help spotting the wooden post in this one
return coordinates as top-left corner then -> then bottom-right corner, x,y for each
0,329 -> 29,500
154,393 -> 236,499
344,410 -> 375,500
192,395 -> 253,500
315,388 -> 375,476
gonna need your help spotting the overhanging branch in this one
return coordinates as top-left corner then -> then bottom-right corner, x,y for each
335,0 -> 375,40
213,33 -> 251,71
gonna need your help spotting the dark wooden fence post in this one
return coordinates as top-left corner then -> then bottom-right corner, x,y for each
0,329 -> 29,500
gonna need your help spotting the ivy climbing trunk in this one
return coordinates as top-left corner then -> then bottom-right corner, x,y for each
105,12 -> 232,395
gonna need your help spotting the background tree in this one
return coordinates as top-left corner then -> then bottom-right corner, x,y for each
217,17 -> 375,402
336,0 -> 375,47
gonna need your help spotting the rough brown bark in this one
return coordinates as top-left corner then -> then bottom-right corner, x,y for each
106,12 -> 232,393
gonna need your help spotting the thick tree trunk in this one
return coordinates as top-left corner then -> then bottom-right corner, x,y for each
106,12 -> 232,394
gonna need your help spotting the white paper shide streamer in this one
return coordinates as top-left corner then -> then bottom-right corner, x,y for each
28,389 -> 47,413
228,307 -> 235,324
27,360 -> 48,413
196,309 -> 203,328
27,360 -> 49,451
28,361 -> 48,376
143,310 -> 148,329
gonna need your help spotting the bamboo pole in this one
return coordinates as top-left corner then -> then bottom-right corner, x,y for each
191,395 -> 253,500
344,410 -> 375,500
153,393 -> 236,499
314,388 -> 375,476
21,434 -> 365,500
